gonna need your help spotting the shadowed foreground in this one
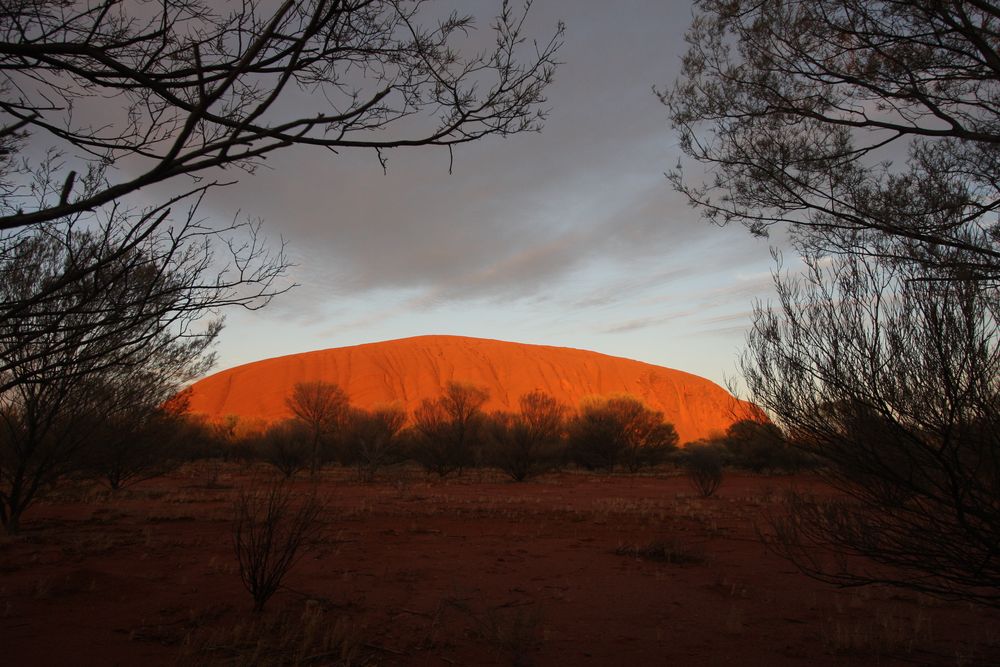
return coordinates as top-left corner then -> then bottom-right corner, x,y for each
1,465 -> 996,666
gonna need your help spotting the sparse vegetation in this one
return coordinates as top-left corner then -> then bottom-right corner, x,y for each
484,391 -> 567,482
0,462 -> 996,665
680,444 -> 725,498
343,404 -> 407,482
180,604 -> 372,666
410,382 -> 490,477
666,0 -> 1000,608
232,481 -> 323,612
615,539 -> 707,565
257,420 -> 312,480
286,381 -> 350,476
566,395 -> 678,473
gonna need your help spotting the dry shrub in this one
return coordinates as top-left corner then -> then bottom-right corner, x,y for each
285,381 -> 351,475
679,444 -> 724,497
566,395 -> 677,473
232,482 -> 322,612
256,420 -> 311,480
483,391 -> 566,482
615,539 -> 706,565
343,404 -> 407,482
179,604 -> 372,666
409,382 -> 489,477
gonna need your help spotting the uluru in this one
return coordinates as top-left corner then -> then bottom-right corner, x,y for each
185,335 -> 752,443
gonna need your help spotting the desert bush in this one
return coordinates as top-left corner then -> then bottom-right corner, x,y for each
182,414 -> 266,462
83,385 -> 197,490
342,404 -> 407,482
232,481 -> 322,612
723,419 -> 791,473
86,408 -> 187,490
286,381 -> 351,475
680,444 -> 725,497
409,382 -> 489,477
666,0 -> 1000,607
484,391 -> 566,482
566,395 -> 678,473
257,420 -> 312,479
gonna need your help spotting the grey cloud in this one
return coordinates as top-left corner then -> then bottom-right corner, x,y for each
601,314 -> 673,334
185,2 -> 712,321
158,0 -> 792,370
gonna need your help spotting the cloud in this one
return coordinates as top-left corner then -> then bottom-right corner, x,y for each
601,314 -> 671,334
178,0 -> 729,325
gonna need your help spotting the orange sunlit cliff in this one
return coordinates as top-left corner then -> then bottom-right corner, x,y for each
185,335 -> 755,443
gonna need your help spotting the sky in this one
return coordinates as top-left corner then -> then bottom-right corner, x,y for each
199,1 -> 781,390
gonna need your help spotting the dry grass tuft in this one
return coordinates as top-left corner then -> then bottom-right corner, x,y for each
614,539 -> 707,564
178,604 -> 373,666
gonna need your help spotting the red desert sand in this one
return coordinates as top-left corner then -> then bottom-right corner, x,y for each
185,335 -> 754,442
2,467 -> 998,666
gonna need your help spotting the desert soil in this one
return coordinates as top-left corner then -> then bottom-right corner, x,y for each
1,465 -> 997,666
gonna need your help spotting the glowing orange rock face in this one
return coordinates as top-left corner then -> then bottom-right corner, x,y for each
185,335 -> 755,443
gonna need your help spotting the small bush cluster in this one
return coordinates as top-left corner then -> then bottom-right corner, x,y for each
566,395 -> 678,473
720,419 -> 812,473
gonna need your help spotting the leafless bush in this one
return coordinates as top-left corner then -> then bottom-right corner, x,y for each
87,411 -> 186,491
232,482 -> 322,612
680,445 -> 724,498
745,255 -> 1000,607
85,389 -> 196,490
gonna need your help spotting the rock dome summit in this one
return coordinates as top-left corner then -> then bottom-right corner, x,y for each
185,335 -> 752,443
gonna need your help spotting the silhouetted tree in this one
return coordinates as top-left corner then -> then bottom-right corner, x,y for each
0,3 -> 561,358
410,382 -> 489,477
343,404 -> 407,482
663,0 -> 1000,277
484,391 -> 567,482
0,1 -> 562,233
666,0 -> 1000,607
286,381 -> 350,475
567,395 -> 678,473
745,253 -> 1000,607
0,234 -> 216,532
85,383 -> 192,490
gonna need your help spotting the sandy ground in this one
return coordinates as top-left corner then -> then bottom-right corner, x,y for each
1,464 -> 997,666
